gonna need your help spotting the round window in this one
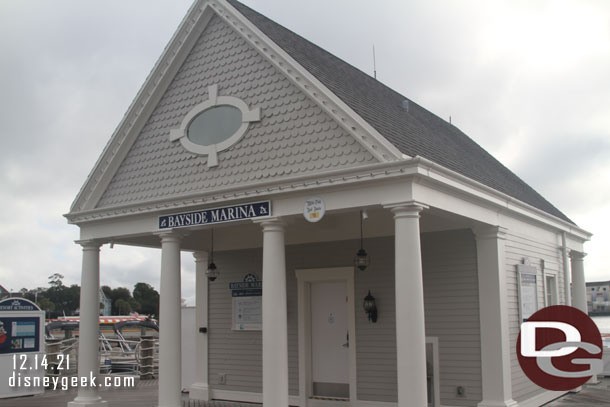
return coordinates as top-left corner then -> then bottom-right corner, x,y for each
170,84 -> 261,167
187,105 -> 243,146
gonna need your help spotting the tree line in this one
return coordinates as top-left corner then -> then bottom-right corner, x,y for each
4,273 -> 159,319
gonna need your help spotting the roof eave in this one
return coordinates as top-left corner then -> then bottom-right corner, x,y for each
65,156 -> 591,242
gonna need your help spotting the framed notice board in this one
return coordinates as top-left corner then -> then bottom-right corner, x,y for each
517,258 -> 538,323
0,317 -> 40,354
232,296 -> 262,331
230,273 -> 262,331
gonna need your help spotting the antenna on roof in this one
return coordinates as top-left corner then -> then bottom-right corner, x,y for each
373,45 -> 377,80
449,116 -> 452,124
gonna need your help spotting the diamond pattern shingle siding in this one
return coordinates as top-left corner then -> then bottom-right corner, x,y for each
96,14 -> 377,208
226,0 -> 573,224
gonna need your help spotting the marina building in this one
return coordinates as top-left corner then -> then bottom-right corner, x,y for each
65,1 -> 592,406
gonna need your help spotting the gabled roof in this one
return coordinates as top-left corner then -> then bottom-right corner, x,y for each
227,0 -> 573,224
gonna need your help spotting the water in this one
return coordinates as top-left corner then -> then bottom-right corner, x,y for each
591,315 -> 610,334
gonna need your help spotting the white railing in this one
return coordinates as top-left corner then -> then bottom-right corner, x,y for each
45,336 -> 159,379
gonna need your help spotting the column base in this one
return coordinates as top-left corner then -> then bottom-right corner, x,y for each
67,396 -> 108,407
477,399 -> 518,407
189,383 -> 210,400
586,374 -> 601,385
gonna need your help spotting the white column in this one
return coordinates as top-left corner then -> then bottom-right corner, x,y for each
474,226 -> 517,407
257,218 -> 288,407
570,251 -> 587,313
562,233 -> 572,306
189,251 -> 210,400
387,202 -> 428,407
569,250 -> 599,386
68,241 -> 107,407
158,232 -> 183,407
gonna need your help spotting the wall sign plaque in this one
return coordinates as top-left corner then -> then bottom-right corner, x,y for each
303,197 -> 325,223
159,201 -> 270,230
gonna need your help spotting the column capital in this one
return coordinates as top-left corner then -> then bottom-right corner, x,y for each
473,225 -> 508,241
154,230 -> 186,243
254,216 -> 285,232
193,251 -> 209,263
569,250 -> 587,260
383,200 -> 428,218
75,239 -> 104,250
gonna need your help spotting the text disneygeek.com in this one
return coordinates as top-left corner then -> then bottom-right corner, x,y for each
9,372 -> 135,391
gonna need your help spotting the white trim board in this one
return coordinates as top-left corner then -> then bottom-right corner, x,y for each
215,0 -> 403,163
209,389 -> 404,407
209,389 -> 300,405
516,390 -> 566,407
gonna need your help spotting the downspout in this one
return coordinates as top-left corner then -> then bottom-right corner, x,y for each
562,232 -> 572,306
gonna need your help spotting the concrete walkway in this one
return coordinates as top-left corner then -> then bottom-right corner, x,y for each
1,377 -> 609,406
544,377 -> 610,406
0,380 -> 259,407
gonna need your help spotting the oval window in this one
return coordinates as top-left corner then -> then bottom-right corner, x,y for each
187,105 -> 243,147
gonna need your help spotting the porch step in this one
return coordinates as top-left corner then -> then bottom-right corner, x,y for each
309,396 -> 349,402
182,400 -> 261,407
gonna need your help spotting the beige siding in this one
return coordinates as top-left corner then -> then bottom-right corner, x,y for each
422,229 -> 482,407
505,230 -> 565,402
208,247 -> 263,393
209,230 -> 481,405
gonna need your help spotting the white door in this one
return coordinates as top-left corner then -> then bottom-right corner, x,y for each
310,281 -> 349,398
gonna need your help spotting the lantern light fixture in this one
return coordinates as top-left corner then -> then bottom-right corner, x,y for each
353,209 -> 370,271
206,228 -> 219,282
363,290 -> 378,323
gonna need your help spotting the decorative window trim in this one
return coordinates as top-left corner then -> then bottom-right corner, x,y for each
543,270 -> 559,306
170,84 -> 261,167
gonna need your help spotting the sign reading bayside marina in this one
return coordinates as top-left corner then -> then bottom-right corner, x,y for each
159,201 -> 270,230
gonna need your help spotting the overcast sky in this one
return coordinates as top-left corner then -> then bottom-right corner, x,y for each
0,0 -> 608,305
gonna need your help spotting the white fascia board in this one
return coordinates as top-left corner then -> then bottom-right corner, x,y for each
212,0 -> 404,163
65,160 -> 419,224
411,156 -> 592,242
78,214 -> 158,242
68,156 -> 590,245
69,0 -> 216,213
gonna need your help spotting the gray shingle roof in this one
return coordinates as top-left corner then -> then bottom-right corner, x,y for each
227,0 -> 573,224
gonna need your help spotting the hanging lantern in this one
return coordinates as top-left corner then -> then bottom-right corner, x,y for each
206,228 -> 219,282
353,210 -> 370,271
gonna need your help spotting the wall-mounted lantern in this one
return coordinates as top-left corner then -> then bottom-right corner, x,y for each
363,290 -> 378,323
